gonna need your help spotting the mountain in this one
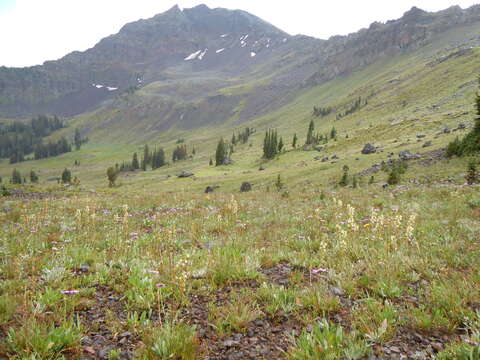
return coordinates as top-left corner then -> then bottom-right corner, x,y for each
1,4 -> 480,126
0,4 -> 291,118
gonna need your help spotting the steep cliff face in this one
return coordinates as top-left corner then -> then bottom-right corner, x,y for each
1,4 -> 480,121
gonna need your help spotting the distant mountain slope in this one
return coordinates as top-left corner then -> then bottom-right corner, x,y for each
1,3 -> 480,128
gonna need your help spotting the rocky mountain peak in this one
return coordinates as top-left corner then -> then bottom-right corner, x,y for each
402,6 -> 428,21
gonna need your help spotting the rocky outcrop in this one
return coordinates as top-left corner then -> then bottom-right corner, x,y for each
362,144 -> 377,154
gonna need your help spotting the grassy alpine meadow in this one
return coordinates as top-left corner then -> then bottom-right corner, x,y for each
2,19 -> 480,360
0,178 -> 479,359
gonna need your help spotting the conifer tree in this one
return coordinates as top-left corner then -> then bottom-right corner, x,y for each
61,168 -> 71,184
152,148 -> 166,169
30,170 -> 39,183
74,128 -> 82,150
330,127 -> 337,140
143,145 -> 151,166
263,129 -> 279,159
278,137 -> 284,152
209,158 -> 213,166
306,119 -> 315,145
275,174 -> 283,191
215,138 -> 227,166
132,152 -> 139,170
107,166 -> 119,187
447,76 -> 480,156
339,165 -> 349,187
466,159 -> 479,185
12,169 -> 22,184
292,133 -> 297,148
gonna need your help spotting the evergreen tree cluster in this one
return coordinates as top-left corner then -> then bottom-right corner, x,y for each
336,97 -> 367,120
446,76 -> 480,157
33,137 -> 72,161
305,120 -> 335,146
313,106 -> 332,117
0,115 -> 65,163
120,145 -> 167,172
231,127 -> 254,145
263,129 -> 284,159
74,128 -> 89,150
172,144 -> 188,162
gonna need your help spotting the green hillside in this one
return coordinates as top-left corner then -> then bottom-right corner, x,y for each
1,22 -> 479,192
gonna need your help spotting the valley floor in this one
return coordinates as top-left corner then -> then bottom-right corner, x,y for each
1,179 -> 479,359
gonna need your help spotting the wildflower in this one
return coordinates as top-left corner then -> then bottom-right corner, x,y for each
156,283 -> 166,288
61,290 -> 79,295
311,268 -> 328,274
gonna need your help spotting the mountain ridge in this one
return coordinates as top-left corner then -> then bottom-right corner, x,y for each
1,3 -> 480,124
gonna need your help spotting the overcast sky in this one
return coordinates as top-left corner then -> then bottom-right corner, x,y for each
0,0 -> 478,67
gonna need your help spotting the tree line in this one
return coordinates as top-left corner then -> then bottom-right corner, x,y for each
0,115 -> 89,164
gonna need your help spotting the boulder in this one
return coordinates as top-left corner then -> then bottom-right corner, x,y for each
361,143 -> 376,154
422,141 -> 432,148
258,167 -> 266,171
399,150 -> 414,161
416,134 -> 426,139
177,170 -> 194,178
222,157 -> 234,166
458,123 -> 466,129
205,185 -> 220,193
240,182 -> 252,192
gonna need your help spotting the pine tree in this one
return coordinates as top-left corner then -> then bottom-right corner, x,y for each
292,133 -> 297,148
152,148 -> 166,170
306,119 -> 315,145
275,174 -> 283,191
74,128 -> 82,150
339,165 -> 349,187
263,129 -> 279,159
132,153 -> 139,170
387,168 -> 401,185
447,76 -> 480,156
369,176 -> 375,185
352,176 -> 358,188
232,133 -> 237,145
209,158 -> 213,166
30,170 -> 39,183
192,146 -> 196,155
61,168 -> 72,184
11,169 -> 22,184
330,127 -> 337,140
466,159 -> 479,185
278,137 -> 284,152
143,145 -> 151,166
215,138 -> 227,166
107,166 -> 119,187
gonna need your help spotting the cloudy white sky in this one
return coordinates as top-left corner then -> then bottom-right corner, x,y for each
0,0 -> 478,67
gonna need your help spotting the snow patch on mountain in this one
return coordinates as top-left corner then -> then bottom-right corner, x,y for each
185,50 -> 202,61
